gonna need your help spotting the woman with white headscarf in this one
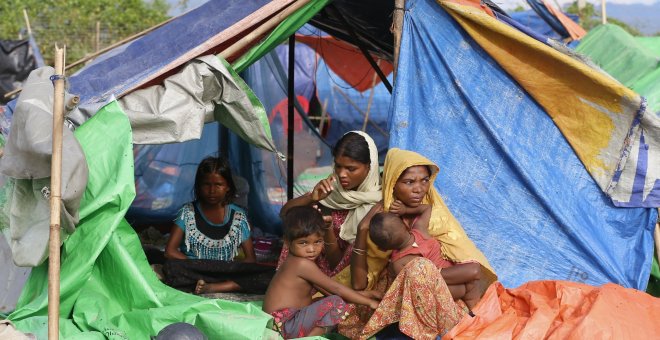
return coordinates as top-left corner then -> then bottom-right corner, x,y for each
278,131 -> 381,280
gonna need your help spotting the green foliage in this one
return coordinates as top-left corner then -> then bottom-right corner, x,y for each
512,5 -> 526,13
566,1 -> 642,36
0,0 -> 170,68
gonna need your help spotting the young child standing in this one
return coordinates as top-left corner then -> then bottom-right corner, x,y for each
369,201 -> 482,310
263,206 -> 381,339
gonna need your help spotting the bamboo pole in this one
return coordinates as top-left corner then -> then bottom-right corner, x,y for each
3,88 -> 20,99
392,0 -> 405,83
23,9 -> 32,36
287,35 -> 295,201
319,98 -> 328,134
66,15 -> 178,71
95,21 -> 101,52
333,86 -> 389,137
219,0 -> 312,60
601,0 -> 607,24
48,45 -> 66,340
362,60 -> 381,132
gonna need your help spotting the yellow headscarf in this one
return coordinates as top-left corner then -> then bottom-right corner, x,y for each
333,148 -> 497,289
382,148 -> 497,284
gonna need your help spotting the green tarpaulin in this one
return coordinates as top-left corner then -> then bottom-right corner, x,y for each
232,0 -> 330,73
8,102 -> 275,339
576,24 -> 660,113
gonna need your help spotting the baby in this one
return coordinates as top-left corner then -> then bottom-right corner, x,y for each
263,206 -> 381,338
369,202 -> 481,310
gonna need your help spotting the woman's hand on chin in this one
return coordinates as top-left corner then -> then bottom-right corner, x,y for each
389,199 -> 407,216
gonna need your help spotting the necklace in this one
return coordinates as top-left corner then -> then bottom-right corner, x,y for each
400,232 -> 415,249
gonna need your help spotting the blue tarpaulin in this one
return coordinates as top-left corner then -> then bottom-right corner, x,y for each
69,0 -> 272,104
509,10 -> 565,40
389,0 -> 657,289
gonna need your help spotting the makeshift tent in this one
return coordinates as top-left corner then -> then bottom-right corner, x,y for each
1,0 -> 395,337
389,0 -> 658,289
0,0 -> 296,337
127,25 -> 392,230
2,0 -> 660,338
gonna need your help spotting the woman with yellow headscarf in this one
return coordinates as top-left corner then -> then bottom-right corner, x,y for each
339,148 -> 497,339
382,148 -> 496,282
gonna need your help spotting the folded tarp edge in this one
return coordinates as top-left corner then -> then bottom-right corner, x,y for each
118,55 -> 278,153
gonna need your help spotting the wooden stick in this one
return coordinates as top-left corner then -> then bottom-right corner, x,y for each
362,60 -> 380,132
601,0 -> 607,24
23,9 -> 32,36
95,21 -> 101,52
392,0 -> 405,84
333,85 -> 389,137
319,98 -> 328,134
3,87 -> 21,99
66,16 -> 178,71
219,0 -> 312,60
48,44 -> 66,340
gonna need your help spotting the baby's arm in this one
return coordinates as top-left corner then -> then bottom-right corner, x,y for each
299,259 -> 380,309
390,254 -> 420,277
411,204 -> 432,236
390,200 -> 432,236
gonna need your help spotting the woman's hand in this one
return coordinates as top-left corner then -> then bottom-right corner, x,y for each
311,175 -> 336,202
389,199 -> 407,216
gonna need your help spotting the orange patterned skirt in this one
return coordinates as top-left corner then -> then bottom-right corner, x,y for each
340,257 -> 468,340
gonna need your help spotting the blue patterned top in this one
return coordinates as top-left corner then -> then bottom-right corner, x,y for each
174,202 -> 250,260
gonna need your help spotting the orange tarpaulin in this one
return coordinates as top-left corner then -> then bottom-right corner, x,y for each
445,280 -> 660,339
296,35 -> 393,92
542,0 -> 587,41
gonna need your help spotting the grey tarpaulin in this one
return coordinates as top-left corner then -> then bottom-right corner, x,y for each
0,233 -> 31,313
0,67 -> 88,267
117,55 -> 278,153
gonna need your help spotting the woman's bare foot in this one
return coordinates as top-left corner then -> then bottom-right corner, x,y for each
194,280 -> 242,294
195,280 -> 208,294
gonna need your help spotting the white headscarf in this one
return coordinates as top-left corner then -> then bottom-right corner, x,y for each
320,131 -> 381,242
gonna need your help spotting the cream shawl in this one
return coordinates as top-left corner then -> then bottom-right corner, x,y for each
320,131 -> 381,242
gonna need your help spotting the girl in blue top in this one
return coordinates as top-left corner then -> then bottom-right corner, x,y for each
164,156 -> 259,294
